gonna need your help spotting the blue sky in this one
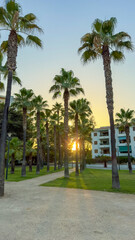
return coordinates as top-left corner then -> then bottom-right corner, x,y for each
1,0 -> 135,127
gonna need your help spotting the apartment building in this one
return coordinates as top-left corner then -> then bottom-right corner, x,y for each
92,126 -> 135,158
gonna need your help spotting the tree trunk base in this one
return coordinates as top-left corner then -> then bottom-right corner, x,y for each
0,179 -> 4,197
64,174 -> 69,178
29,167 -> 32,172
21,164 -> 26,177
112,175 -> 120,189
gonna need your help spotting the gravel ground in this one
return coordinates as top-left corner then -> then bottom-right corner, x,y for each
0,170 -> 135,240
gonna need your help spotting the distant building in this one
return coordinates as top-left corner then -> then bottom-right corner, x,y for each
91,126 -> 135,158
0,95 -> 14,106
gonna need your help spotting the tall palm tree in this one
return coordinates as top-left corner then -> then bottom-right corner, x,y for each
115,108 -> 135,173
44,109 -> 51,172
0,0 -> 43,196
49,68 -> 84,177
32,95 -> 48,174
69,98 -> 91,175
26,139 -> 36,172
52,102 -> 63,168
79,116 -> 94,171
13,88 -> 34,176
50,113 -> 59,170
78,17 -> 133,189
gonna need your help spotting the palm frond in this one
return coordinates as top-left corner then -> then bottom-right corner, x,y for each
52,91 -> 61,99
17,34 -> 25,46
110,51 -> 125,62
0,41 -> 8,53
26,35 -> 43,48
6,1 -> 21,16
102,17 -> 117,35
0,7 -> 9,27
81,49 -> 98,63
12,75 -> 22,86
92,18 -> 102,33
0,81 -> 4,91
117,41 -> 134,51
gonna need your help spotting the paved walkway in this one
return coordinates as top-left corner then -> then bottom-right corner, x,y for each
0,169 -> 135,240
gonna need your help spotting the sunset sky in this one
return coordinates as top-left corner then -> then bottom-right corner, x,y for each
1,0 -> 135,127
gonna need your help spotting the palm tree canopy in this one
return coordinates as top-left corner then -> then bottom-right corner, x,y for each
32,95 -> 48,113
78,17 -> 133,63
13,88 -> 34,110
49,68 -> 84,99
79,116 -> 95,142
69,98 -> 92,120
52,102 -> 62,113
0,0 -> 43,52
115,108 -> 135,130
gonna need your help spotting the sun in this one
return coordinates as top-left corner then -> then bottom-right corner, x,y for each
72,141 -> 79,151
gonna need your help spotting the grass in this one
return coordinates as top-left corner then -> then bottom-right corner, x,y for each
6,166 -> 64,182
41,168 -> 135,194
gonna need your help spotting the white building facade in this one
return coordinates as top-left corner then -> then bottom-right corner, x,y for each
92,126 -> 135,158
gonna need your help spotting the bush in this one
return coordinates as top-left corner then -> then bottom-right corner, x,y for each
86,156 -> 111,164
117,156 -> 134,164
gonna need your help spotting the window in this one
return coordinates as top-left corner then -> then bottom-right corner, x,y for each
133,127 -> 135,131
94,132 -> 97,136
94,141 -> 97,145
94,149 -> 98,153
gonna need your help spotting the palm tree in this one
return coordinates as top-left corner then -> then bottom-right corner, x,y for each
50,113 -> 59,170
78,17 -> 133,189
32,95 -> 48,174
52,102 -> 63,168
6,137 -> 21,174
0,0 -> 43,196
26,139 -> 36,172
49,68 -> 84,177
44,109 -> 51,172
69,98 -> 91,175
115,109 -> 135,173
13,88 -> 34,176
79,116 -> 94,171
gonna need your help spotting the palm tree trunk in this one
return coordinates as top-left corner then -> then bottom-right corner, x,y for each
46,121 -> 50,172
102,45 -> 120,189
41,142 -> 46,166
21,107 -> 27,177
57,113 -> 62,169
0,70 -> 13,196
82,139 -> 85,170
80,138 -> 83,172
54,125 -> 57,170
0,30 -> 17,196
10,153 -> 15,174
125,126 -> 132,173
36,111 -> 41,174
40,137 -> 43,169
75,114 -> 79,175
64,89 -> 69,178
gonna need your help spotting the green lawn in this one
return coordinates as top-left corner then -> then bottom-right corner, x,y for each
41,169 -> 135,194
6,166 -> 64,182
